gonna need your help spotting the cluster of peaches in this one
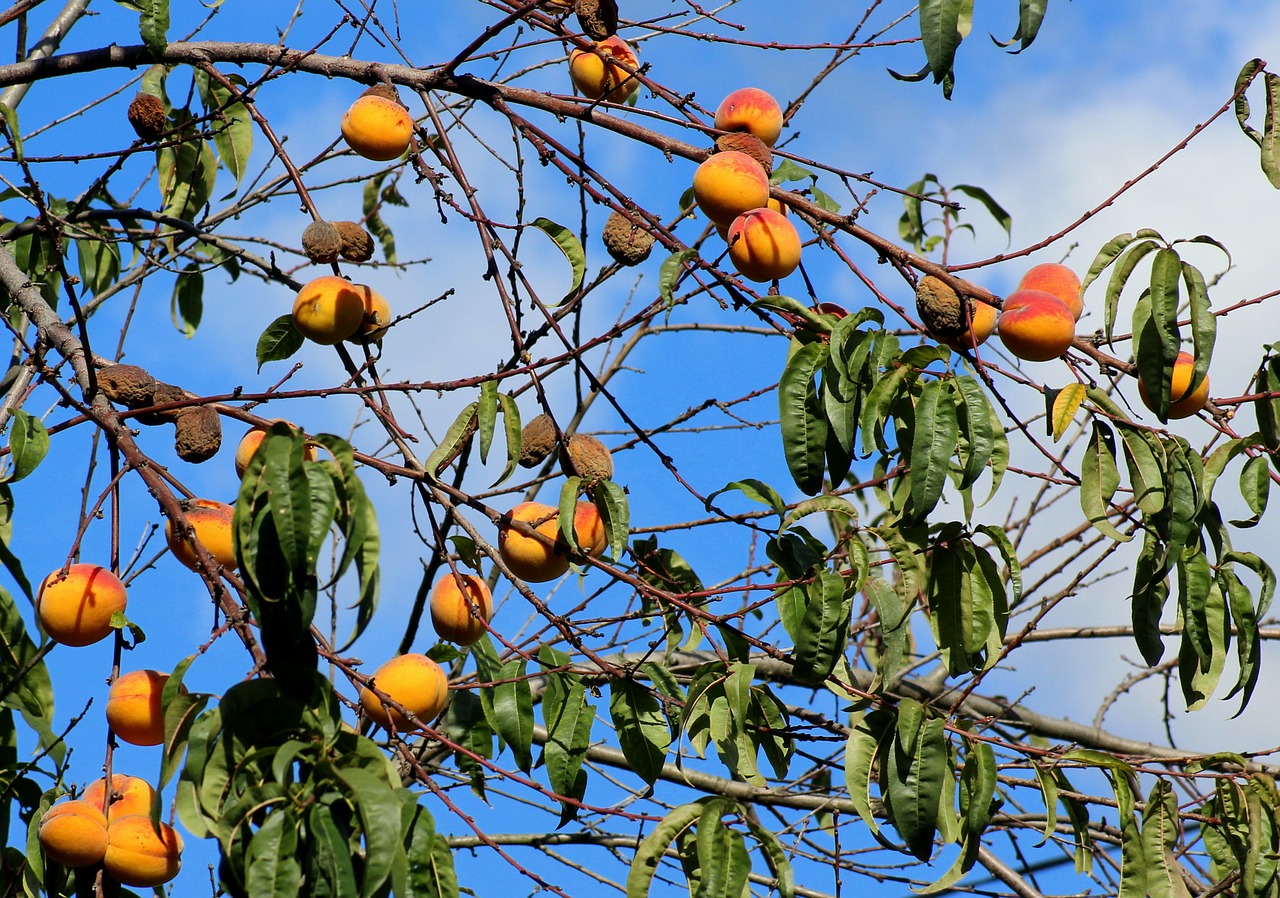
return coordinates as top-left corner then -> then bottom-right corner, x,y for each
917,262 -> 1210,419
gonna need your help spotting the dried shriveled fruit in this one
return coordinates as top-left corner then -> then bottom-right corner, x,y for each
135,383 -> 188,426
127,93 -> 165,142
602,211 -> 655,266
519,413 -> 557,468
562,433 -> 613,482
335,220 -> 375,262
98,365 -> 157,408
361,83 -> 400,103
575,0 -> 618,41
715,132 -> 772,174
302,220 -> 343,264
173,406 -> 222,463
915,275 -> 967,339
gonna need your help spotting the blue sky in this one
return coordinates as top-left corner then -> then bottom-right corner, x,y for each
6,1 -> 1280,895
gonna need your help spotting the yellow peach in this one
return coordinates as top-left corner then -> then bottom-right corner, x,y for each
1138,351 -> 1210,419
996,289 -> 1076,362
692,150 -> 770,228
164,498 -> 236,572
36,563 -> 127,647
359,654 -> 449,731
568,36 -> 640,105
714,87 -> 784,147
1016,262 -> 1083,321
726,207 -> 802,282
340,93 -> 413,162
292,275 -> 369,345
498,502 -> 569,583
38,800 -> 109,868
106,670 -> 171,747
82,774 -> 157,820
103,814 -> 183,887
346,286 -> 393,344
429,573 -> 494,646
234,422 -> 319,478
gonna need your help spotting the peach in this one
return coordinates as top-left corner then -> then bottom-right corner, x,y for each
692,150 -> 770,227
1138,351 -> 1210,419
103,814 -> 183,887
38,800 -> 109,867
37,563 -> 127,647
726,207 -> 802,283
1016,262 -> 1083,321
714,87 -> 784,147
915,275 -> 998,352
346,286 -> 392,344
498,502 -> 569,583
234,422 -> 319,478
340,92 -> 413,162
429,572 -> 494,646
292,275 -> 369,345
82,774 -> 157,820
996,289 -> 1077,362
572,500 -> 608,557
106,669 -> 170,747
568,36 -> 640,105
164,498 -> 236,572
359,654 -> 449,731
941,300 -> 998,352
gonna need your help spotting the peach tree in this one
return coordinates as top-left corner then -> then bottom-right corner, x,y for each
1,1 -> 1279,897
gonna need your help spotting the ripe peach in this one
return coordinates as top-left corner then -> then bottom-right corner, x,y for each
996,289 -> 1077,362
234,422 -> 319,478
164,498 -> 236,572
498,502 -> 569,583
568,36 -> 640,105
726,207 -> 802,283
106,670 -> 170,747
359,654 -> 449,731
714,88 -> 784,147
39,800 -> 109,868
692,150 -> 770,227
346,286 -> 392,344
1138,351 -> 1210,419
292,275 -> 369,345
82,774 -> 157,820
429,572 -> 493,646
572,500 -> 608,557
37,563 -> 127,647
1016,262 -> 1083,321
340,93 -> 413,161
103,815 -> 183,887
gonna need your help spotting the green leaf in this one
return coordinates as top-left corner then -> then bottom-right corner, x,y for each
778,341 -> 830,495
659,249 -> 698,310
256,314 -> 304,371
491,657 -> 534,773
138,0 -> 169,58
1143,779 -> 1193,898
170,263 -> 203,337
706,478 -> 786,520
1081,421 -> 1130,541
952,184 -> 1012,242
695,802 -> 750,898
791,570 -> 854,684
5,410 -> 48,483
884,700 -> 947,861
1117,423 -> 1168,516
610,676 -> 670,785
532,217 -> 586,305
425,402 -> 478,478
0,103 -> 22,161
245,809 -> 303,897
1234,61 -> 1280,188
477,379 -> 498,465
626,801 -> 707,898
540,647 -> 594,823
75,231 -> 121,297
918,0 -> 966,86
906,379 -> 959,523
491,392 -> 521,487
195,69 -> 253,189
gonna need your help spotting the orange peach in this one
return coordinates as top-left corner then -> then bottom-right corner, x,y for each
1016,262 -> 1083,321
359,654 -> 449,731
164,498 -> 236,572
234,422 -> 319,478
714,88 -> 784,147
429,572 -> 494,646
38,799 -> 109,867
347,286 -> 392,344
1138,351 -> 1210,419
726,207 -> 802,282
941,300 -> 998,352
572,500 -> 608,557
996,289 -> 1077,362
292,275 -> 369,345
340,93 -> 413,162
82,774 -> 157,820
37,563 -> 127,647
106,670 -> 170,747
103,814 -> 183,887
568,36 -> 640,105
498,502 -> 569,583
692,150 -> 770,227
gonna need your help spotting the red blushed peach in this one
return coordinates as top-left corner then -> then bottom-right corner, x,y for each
714,88 -> 784,147
726,207 -> 802,283
692,151 -> 770,227
996,290 -> 1077,362
1138,350 -> 1210,419
37,564 -> 128,647
568,36 -> 640,105
1016,262 -> 1083,321
572,500 -> 608,557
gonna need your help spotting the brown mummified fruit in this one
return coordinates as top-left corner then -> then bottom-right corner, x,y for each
575,0 -> 618,41
914,275 -> 968,340
360,83 -> 402,104
601,211 -> 655,267
561,432 -> 613,482
135,383 -> 189,426
301,221 -> 343,264
519,413 -> 557,468
127,93 -> 166,142
98,365 -> 158,408
715,132 -> 772,175
334,221 -> 375,263
173,406 -> 223,463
